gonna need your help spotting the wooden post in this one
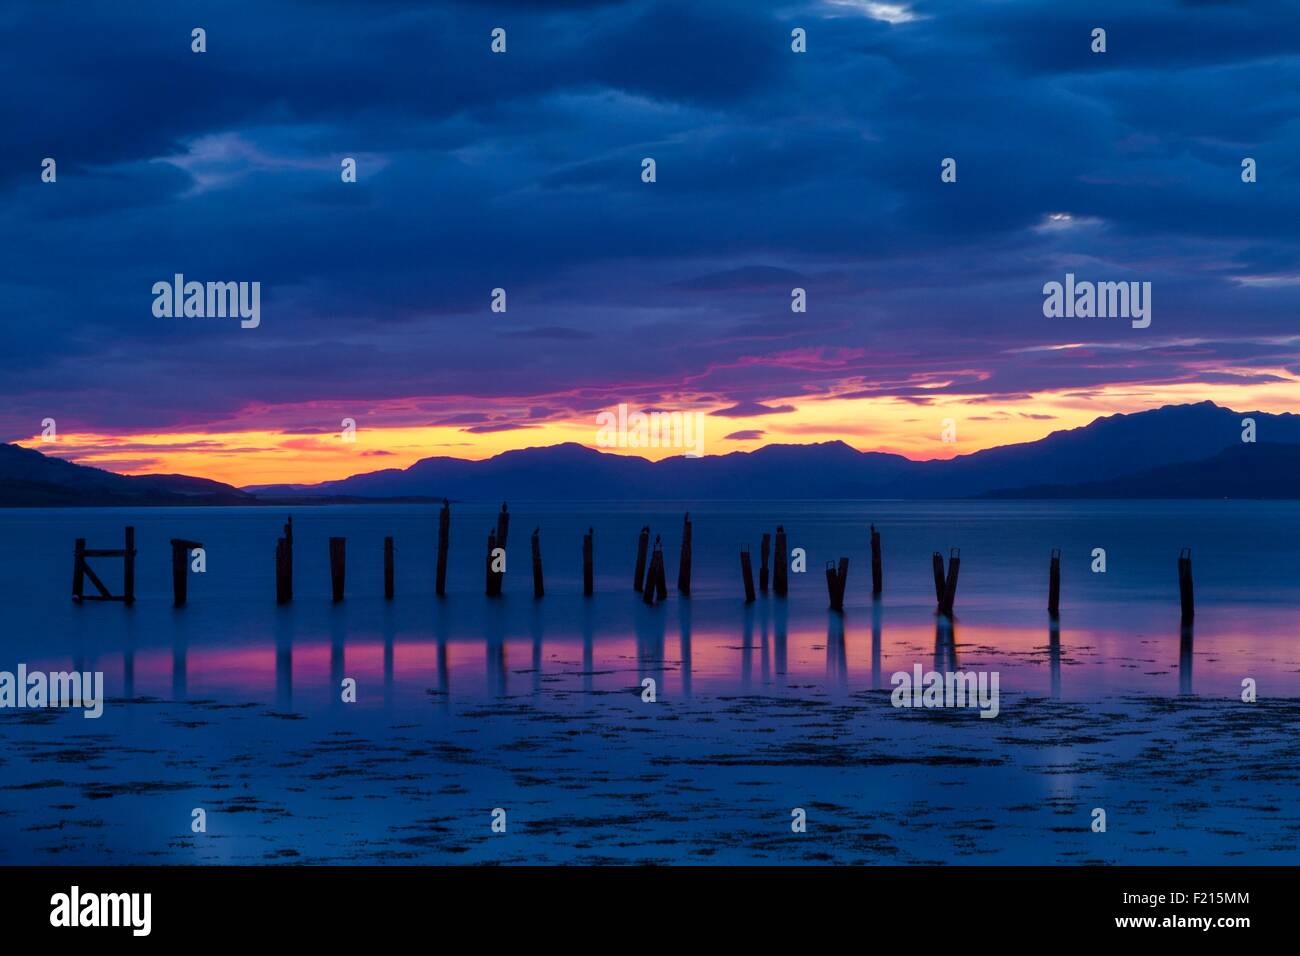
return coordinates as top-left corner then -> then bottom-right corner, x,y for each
642,546 -> 659,605
1048,548 -> 1061,617
275,537 -> 290,604
329,537 -> 346,603
654,536 -> 668,601
583,528 -> 594,596
485,529 -> 498,596
496,502 -> 510,549
123,526 -> 136,606
940,547 -> 961,616
740,548 -> 756,603
677,513 -> 692,596
72,538 -> 86,601
826,558 -> 848,611
759,532 -> 771,593
436,499 -> 450,597
773,526 -> 788,596
870,525 -> 882,596
932,551 -> 946,605
633,525 -> 650,592
1178,548 -> 1194,622
384,536 -> 395,600
170,539 -> 201,608
283,516 -> 293,602
531,528 -> 544,599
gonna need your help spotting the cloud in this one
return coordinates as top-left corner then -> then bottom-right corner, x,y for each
724,429 -> 765,440
710,402 -> 799,418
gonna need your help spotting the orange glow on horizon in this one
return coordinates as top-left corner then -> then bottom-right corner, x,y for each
16,376 -> 1300,487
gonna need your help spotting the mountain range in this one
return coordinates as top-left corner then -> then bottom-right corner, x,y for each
2,402 -> 1297,506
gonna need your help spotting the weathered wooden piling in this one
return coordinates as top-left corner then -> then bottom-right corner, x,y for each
531,528 -> 544,598
435,499 -> 450,597
72,538 -> 86,601
582,527 -> 594,596
71,527 -> 136,604
170,538 -> 202,607
384,536 -> 395,600
870,525 -> 882,596
940,548 -> 961,616
329,537 -> 346,602
485,529 -> 498,596
932,551 -> 946,604
759,532 -> 771,593
123,526 -> 135,605
1048,547 -> 1061,616
825,557 -> 849,611
1178,547 -> 1194,621
642,540 -> 662,605
275,537 -> 290,604
280,516 -> 294,603
654,536 -> 668,601
677,513 -> 692,596
633,525 -> 650,592
496,502 -> 510,549
740,547 -> 756,603
773,526 -> 788,596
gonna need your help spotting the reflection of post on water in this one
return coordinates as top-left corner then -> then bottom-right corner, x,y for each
826,612 -> 847,687
742,604 -> 755,690
934,616 -> 957,673
773,600 -> 788,683
677,601 -> 692,699
1179,621 -> 1194,696
1048,617 -> 1061,700
871,600 -> 882,690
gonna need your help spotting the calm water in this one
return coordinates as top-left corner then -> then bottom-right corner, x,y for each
1,501 -> 1297,864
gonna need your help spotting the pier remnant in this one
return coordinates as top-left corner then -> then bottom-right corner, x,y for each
170,538 -> 202,607
654,535 -> 668,601
740,547 -> 756,603
435,499 -> 450,597
759,532 -> 771,593
531,527 -> 544,599
1048,548 -> 1061,617
485,529 -> 498,596
583,527 -> 594,596
870,525 -> 882,596
642,536 -> 666,605
677,513 -> 692,596
633,525 -> 650,592
825,557 -> 849,611
275,516 -> 294,605
71,526 -> 136,605
1178,548 -> 1194,621
384,536 -> 395,600
932,551 -> 946,605
329,537 -> 346,602
940,548 -> 961,616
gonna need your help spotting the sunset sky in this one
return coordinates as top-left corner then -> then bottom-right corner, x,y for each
5,0 -> 1299,486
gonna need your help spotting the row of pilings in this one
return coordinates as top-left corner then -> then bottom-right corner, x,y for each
71,503 -> 1197,622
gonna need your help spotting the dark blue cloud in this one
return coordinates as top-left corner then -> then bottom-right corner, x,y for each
1,0 -> 1298,439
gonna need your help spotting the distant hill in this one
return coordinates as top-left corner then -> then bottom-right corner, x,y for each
4,402 -> 1297,505
0,443 -> 252,506
246,401 -> 1300,500
983,442 -> 1300,499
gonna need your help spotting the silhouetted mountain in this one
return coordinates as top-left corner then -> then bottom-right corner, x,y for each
5,402 -> 1297,505
245,401 -> 1300,501
983,442 -> 1300,499
0,443 -> 252,506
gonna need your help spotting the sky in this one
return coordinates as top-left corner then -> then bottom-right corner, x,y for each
3,0 -> 1299,486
